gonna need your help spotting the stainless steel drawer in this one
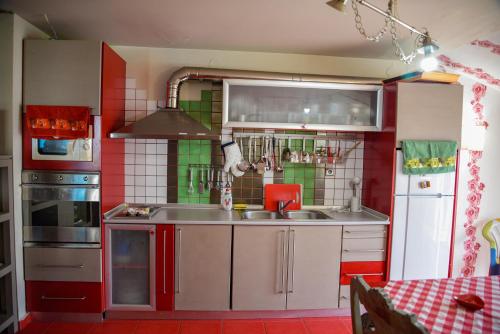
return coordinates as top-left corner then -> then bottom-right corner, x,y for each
343,225 -> 386,239
24,247 -> 102,282
339,286 -> 350,308
342,237 -> 386,261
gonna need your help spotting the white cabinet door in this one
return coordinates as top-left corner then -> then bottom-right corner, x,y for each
232,226 -> 288,310
286,226 -> 342,310
403,196 -> 454,280
175,225 -> 232,311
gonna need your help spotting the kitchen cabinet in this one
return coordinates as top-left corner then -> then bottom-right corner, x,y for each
156,224 -> 174,311
105,224 -> 155,311
223,79 -> 383,131
232,225 -> 342,310
174,225 -> 232,311
23,40 -> 102,115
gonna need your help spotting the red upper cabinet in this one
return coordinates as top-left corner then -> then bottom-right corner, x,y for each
156,225 -> 175,311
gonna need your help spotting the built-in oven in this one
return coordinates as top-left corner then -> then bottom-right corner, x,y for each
22,170 -> 101,247
30,126 -> 93,162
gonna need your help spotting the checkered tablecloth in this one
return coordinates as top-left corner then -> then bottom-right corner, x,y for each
384,275 -> 500,333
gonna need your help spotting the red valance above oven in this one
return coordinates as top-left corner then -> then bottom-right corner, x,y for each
25,105 -> 91,139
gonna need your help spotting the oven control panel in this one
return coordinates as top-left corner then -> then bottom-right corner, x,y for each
22,170 -> 100,185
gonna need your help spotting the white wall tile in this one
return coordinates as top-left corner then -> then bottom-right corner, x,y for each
125,186 -> 135,197
325,188 -> 334,200
156,197 -> 167,204
146,139 -> 157,144
135,164 -> 146,175
146,165 -> 156,176
156,143 -> 167,155
147,100 -> 157,111
146,143 -> 156,154
125,89 -> 135,100
136,100 -> 147,110
157,100 -> 166,108
125,110 -> 135,122
135,186 -> 145,196
136,139 -> 146,144
156,166 -> 167,176
125,196 -> 135,203
135,175 -> 146,186
134,196 -> 145,203
125,175 -> 134,186
125,142 -> 135,154
145,155 -> 157,165
125,154 -> 135,165
157,176 -> 166,186
145,197 -> 157,204
125,165 -> 135,175
136,89 -> 147,100
345,168 -> 354,179
136,110 -> 147,120
146,176 -> 156,186
125,100 -> 135,111
135,143 -> 145,154
334,189 -> 344,199
135,154 -> 145,165
157,155 -> 167,165
146,186 -> 156,196
157,187 -> 167,197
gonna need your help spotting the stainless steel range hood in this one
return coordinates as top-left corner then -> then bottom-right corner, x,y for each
109,108 -> 220,140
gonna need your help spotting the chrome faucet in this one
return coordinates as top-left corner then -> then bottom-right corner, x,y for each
278,199 -> 295,216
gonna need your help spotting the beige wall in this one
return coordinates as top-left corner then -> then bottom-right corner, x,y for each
0,13 -> 48,320
111,45 -> 414,100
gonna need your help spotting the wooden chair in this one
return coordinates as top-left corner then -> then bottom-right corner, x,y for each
350,276 -> 429,334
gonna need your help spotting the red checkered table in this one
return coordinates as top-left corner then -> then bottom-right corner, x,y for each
384,275 -> 500,333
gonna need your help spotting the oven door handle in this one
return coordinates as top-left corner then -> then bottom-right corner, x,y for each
22,184 -> 100,202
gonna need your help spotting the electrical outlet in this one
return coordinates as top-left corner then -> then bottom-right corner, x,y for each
325,168 -> 335,176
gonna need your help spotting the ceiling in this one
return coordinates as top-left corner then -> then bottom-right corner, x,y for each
2,0 -> 500,59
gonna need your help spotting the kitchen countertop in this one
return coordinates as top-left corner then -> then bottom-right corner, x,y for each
104,204 -> 389,226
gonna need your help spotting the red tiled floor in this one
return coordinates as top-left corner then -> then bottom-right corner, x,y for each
19,321 -> 52,334
45,322 -> 95,334
264,319 -> 308,334
222,320 -> 266,334
88,320 -> 139,334
303,317 -> 352,334
136,320 -> 180,334
180,320 -> 222,334
21,317 -> 352,334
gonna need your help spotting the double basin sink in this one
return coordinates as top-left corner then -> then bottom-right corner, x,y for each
240,210 -> 332,220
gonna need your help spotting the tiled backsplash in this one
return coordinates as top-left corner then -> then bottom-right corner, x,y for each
123,78 -> 364,208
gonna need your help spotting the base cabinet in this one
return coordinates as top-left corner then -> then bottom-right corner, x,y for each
232,225 -> 342,310
174,225 -> 232,311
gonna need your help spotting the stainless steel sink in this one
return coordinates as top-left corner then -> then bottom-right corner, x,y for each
282,210 -> 332,220
240,210 -> 283,220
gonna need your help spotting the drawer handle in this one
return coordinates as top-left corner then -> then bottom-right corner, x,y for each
41,296 -> 87,301
343,249 -> 385,253
36,264 -> 85,269
344,273 -> 384,277
345,230 -> 386,234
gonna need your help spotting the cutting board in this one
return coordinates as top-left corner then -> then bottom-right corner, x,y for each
264,184 -> 302,211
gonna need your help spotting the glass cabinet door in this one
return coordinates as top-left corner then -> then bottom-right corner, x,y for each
223,79 -> 383,131
106,224 -> 155,310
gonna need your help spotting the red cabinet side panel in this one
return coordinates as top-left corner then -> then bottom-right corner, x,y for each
156,224 -> 175,311
100,43 -> 126,214
26,281 -> 104,313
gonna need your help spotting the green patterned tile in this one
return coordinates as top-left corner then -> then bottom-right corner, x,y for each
179,100 -> 190,111
189,101 -> 201,112
304,188 -> 314,199
201,101 -> 211,112
201,90 -> 212,101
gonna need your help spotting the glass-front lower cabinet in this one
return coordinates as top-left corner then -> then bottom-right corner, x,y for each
105,224 -> 155,311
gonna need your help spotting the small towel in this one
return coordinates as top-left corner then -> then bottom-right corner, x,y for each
402,140 -> 457,175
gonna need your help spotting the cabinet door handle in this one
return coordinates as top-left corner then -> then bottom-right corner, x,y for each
278,230 -> 286,294
344,273 -> 384,277
36,264 -> 84,269
175,228 -> 182,294
344,230 -> 386,234
287,229 -> 295,293
343,249 -> 385,253
41,296 -> 87,301
163,229 -> 167,295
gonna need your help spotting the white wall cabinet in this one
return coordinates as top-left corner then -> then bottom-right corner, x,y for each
232,225 -> 342,310
174,224 -> 232,311
223,79 -> 383,131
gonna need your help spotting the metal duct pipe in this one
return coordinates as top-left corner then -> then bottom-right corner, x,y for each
166,67 -> 382,108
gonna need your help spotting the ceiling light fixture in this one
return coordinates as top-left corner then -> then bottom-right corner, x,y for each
326,0 -> 439,65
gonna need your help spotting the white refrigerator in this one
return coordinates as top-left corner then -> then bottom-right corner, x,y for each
390,151 -> 456,281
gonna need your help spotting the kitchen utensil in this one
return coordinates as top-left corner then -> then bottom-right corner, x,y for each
188,167 -> 194,194
302,139 -> 311,163
256,137 -> 266,174
275,139 -> 284,172
336,141 -> 361,163
215,169 -> 222,190
454,294 -> 485,311
237,137 -> 251,172
198,168 -> 204,194
251,137 -> 258,170
208,167 -> 214,190
282,138 -> 291,162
